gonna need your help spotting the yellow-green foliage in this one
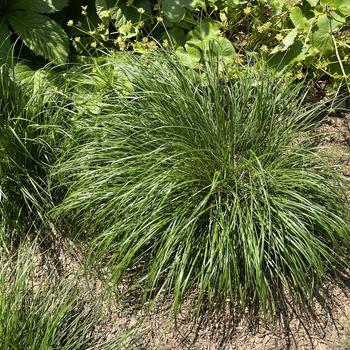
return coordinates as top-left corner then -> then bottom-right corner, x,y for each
65,0 -> 349,84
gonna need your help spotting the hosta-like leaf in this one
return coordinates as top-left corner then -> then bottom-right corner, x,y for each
180,21 -> 235,67
8,11 -> 69,63
162,0 -> 200,22
187,22 -> 221,49
0,18 -> 12,65
9,0 -> 69,13
268,40 -> 303,69
288,45 -> 315,66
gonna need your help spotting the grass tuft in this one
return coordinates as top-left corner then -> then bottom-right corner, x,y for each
0,64 -> 68,240
0,240 -> 124,349
53,53 -> 350,322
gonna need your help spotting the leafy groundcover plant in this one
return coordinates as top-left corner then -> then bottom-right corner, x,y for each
0,241 -> 121,350
54,52 -> 350,323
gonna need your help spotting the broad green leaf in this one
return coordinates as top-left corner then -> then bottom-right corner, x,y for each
226,0 -> 246,22
329,11 -> 346,29
268,40 -> 303,69
271,27 -> 298,54
311,13 -> 344,55
320,0 -> 350,15
208,36 -> 235,63
186,21 -> 233,63
311,15 -> 333,55
184,21 -> 234,65
187,22 -> 221,49
328,60 -> 350,75
288,46 -> 314,66
227,0 -> 245,7
196,21 -> 221,40
266,0 -> 285,15
289,7 -> 310,32
167,27 -> 187,46
14,63 -> 58,99
281,27 -> 298,50
74,91 -> 105,115
177,19 -> 195,30
0,18 -> 12,65
9,0 -> 69,13
162,0 -> 200,22
320,0 -> 335,7
338,1 -> 350,15
176,45 -> 201,67
96,0 -> 120,20
8,11 -> 69,63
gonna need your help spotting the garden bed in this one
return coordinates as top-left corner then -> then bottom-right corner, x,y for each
36,107 -> 350,349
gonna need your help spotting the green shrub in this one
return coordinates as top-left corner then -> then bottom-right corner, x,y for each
53,53 -> 350,322
1,0 -> 348,86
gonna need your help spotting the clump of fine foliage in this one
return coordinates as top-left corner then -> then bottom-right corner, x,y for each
0,241 -> 120,350
54,53 -> 349,321
0,66 -> 66,239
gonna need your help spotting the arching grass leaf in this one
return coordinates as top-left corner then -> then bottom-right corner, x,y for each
0,18 -> 12,65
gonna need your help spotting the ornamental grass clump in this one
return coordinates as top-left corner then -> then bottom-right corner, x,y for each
0,241 -> 121,350
54,54 -> 350,322
0,65 -> 67,239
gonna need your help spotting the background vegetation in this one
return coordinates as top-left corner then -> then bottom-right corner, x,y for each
1,0 -> 349,87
